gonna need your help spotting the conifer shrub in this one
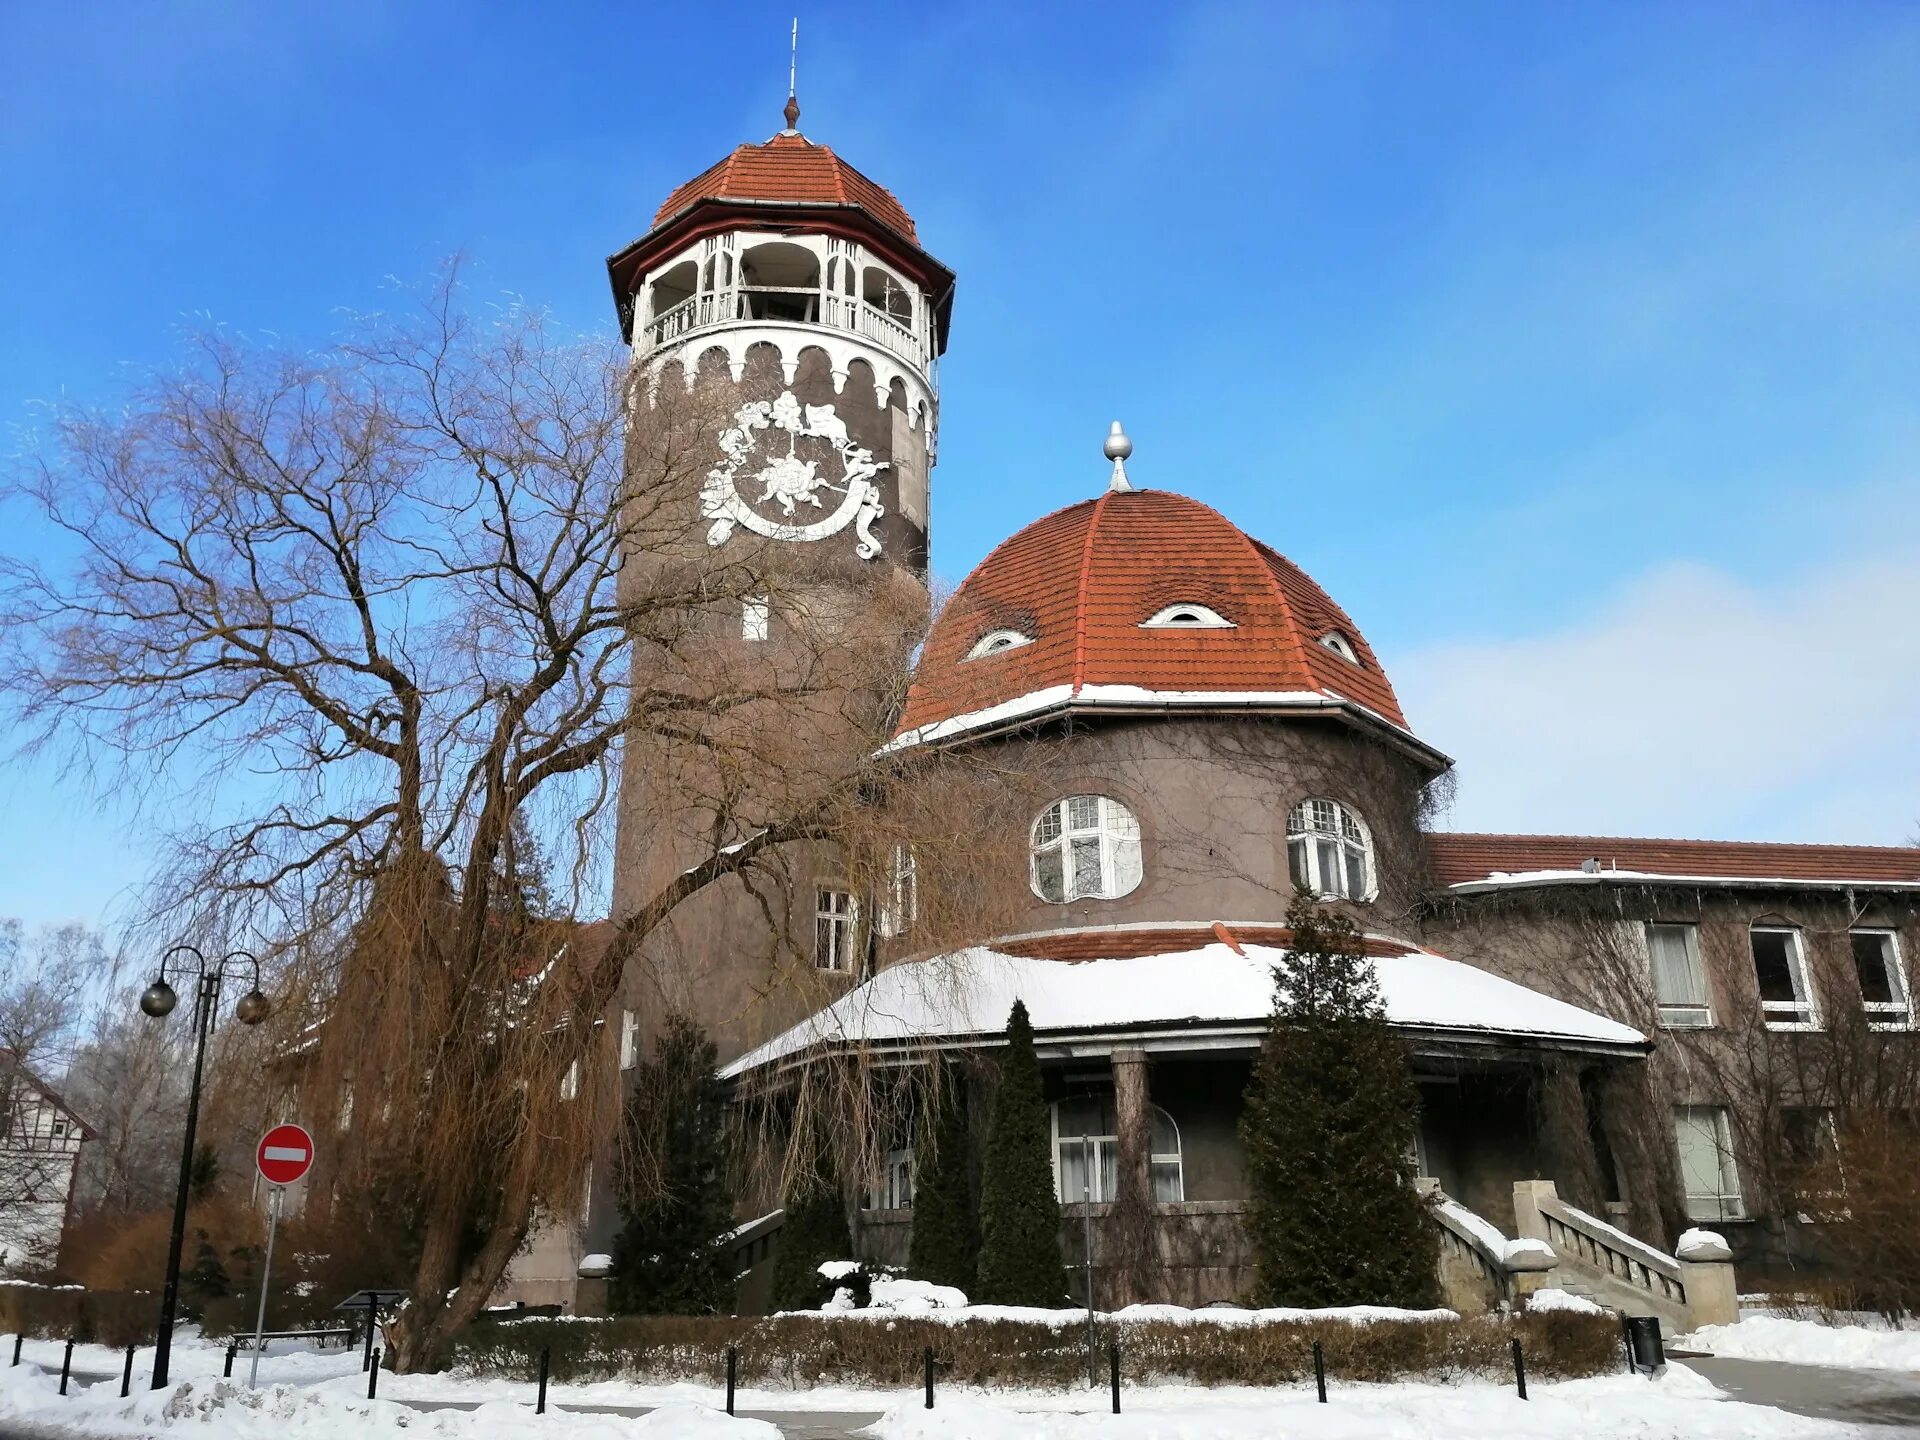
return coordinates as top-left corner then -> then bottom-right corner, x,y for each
907,1066 -> 978,1292
768,1136 -> 854,1312
1240,890 -> 1440,1307
976,1000 -> 1069,1306
609,1015 -> 737,1315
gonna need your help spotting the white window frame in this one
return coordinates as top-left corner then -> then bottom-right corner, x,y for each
1751,926 -> 1819,1030
619,1008 -> 641,1070
1049,1097 -> 1184,1204
1286,798 -> 1376,902
1674,1105 -> 1745,1222
1030,796 -> 1143,904
861,1143 -> 915,1211
1644,922 -> 1712,1028
560,1059 -> 580,1101
1851,929 -> 1912,1029
742,596 -> 770,642
967,629 -> 1031,659
1140,603 -> 1234,629
876,845 -> 918,938
815,887 -> 859,972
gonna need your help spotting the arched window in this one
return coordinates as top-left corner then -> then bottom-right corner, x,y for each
967,628 -> 1032,659
1052,1096 -> 1184,1202
1141,603 -> 1234,629
1032,796 -> 1142,903
1287,798 -> 1374,901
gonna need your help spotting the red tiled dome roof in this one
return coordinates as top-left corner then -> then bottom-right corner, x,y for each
653,132 -> 917,243
895,488 -> 1414,740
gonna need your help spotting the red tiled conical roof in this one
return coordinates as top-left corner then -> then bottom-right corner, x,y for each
895,488 -> 1413,740
653,132 -> 917,243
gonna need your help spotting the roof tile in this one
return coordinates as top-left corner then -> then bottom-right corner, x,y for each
1429,832 -> 1920,887
654,133 -> 917,242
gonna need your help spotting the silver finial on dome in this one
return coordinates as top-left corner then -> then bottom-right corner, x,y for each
1104,421 -> 1134,492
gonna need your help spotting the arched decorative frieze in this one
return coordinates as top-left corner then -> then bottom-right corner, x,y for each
642,327 -> 935,427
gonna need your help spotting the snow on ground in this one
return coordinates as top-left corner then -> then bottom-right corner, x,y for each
786,1282 -> 1458,1326
866,1369 -> 1860,1439
0,1359 -> 773,1439
1524,1288 -> 1607,1315
1682,1313 -> 1920,1372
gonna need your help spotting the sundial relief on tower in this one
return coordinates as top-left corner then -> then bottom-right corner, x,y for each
606,94 -> 955,577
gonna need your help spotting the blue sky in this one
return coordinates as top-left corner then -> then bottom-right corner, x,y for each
3,0 -> 1918,933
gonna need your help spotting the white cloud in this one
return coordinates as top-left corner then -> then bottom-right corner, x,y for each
1396,549 -> 1920,846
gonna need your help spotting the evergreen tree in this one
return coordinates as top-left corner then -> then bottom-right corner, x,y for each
769,1139 -> 853,1312
908,1066 -> 978,1292
493,811 -> 555,921
976,1000 -> 1068,1306
1240,890 -> 1439,1307
608,1015 -> 737,1314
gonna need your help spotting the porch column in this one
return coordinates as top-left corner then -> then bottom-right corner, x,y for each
1108,1047 -> 1156,1306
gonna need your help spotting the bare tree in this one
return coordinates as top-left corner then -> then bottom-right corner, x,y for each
0,269 -> 1033,1367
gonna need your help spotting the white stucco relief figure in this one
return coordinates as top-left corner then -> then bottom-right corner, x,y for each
701,390 -> 888,559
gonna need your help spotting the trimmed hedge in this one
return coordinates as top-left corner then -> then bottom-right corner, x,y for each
0,1285 -> 154,1347
452,1310 -> 1620,1389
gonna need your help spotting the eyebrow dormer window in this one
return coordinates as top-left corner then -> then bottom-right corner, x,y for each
968,629 -> 1032,659
1141,604 -> 1233,629
1317,631 -> 1361,664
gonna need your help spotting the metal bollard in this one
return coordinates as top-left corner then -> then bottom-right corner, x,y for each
536,1346 -> 550,1415
60,1339 -> 74,1395
1109,1341 -> 1120,1414
121,1345 -> 136,1397
725,1346 -> 737,1416
11,1332 -> 21,1366
1511,1335 -> 1527,1401
923,1345 -> 934,1409
1311,1339 -> 1326,1402
367,1348 -> 381,1400
225,1340 -> 237,1379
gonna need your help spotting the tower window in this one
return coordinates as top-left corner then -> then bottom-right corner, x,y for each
876,845 -> 918,938
815,888 -> 859,972
1286,798 -> 1375,902
967,629 -> 1032,659
742,596 -> 770,642
1031,796 -> 1143,903
1317,631 -> 1361,664
1141,604 -> 1233,629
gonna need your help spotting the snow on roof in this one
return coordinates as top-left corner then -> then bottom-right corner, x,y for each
720,936 -> 1645,1079
1451,868 -> 1920,894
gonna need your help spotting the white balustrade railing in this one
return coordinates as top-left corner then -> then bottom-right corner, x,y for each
639,286 -> 932,376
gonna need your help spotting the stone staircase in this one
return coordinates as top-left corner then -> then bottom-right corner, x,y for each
1426,1179 -> 1737,1333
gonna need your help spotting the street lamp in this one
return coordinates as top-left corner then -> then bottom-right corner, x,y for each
140,944 -> 270,1388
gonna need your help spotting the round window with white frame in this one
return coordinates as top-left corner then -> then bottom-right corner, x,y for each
1286,798 -> 1376,902
1031,796 -> 1142,903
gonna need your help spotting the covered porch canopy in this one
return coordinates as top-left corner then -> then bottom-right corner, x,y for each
721,923 -> 1648,1080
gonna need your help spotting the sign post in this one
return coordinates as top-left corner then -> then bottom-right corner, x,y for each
248,1124 -> 314,1388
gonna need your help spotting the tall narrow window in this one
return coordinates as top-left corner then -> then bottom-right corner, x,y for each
815,888 -> 858,972
1286,799 -> 1374,901
742,596 -> 770,642
1645,923 -> 1711,1028
619,1008 -> 640,1071
1674,1105 -> 1744,1221
1852,930 -> 1911,1028
560,1060 -> 580,1101
1751,927 -> 1818,1029
862,1140 -> 914,1211
1031,796 -> 1143,903
876,845 -> 917,938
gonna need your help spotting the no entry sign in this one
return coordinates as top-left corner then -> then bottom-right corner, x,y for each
256,1123 -> 315,1186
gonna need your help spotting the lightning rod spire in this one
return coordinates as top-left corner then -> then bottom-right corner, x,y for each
783,19 -> 801,133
